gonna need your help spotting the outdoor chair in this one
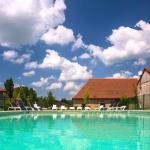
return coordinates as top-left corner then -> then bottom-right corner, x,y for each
85,106 -> 91,110
69,106 -> 75,110
77,106 -> 82,110
8,102 -> 21,111
52,105 -> 58,110
60,105 -> 67,110
33,102 -> 41,111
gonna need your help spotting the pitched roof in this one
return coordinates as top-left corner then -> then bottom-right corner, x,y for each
145,68 -> 150,73
0,88 -> 6,92
73,78 -> 138,99
137,68 -> 150,84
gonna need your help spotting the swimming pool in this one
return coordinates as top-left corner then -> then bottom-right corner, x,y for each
0,111 -> 150,150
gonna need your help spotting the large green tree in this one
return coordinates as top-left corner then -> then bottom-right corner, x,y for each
28,88 -> 37,105
47,91 -> 55,106
13,86 -> 37,105
4,78 -> 14,102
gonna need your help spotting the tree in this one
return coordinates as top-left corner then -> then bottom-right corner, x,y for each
28,88 -> 37,105
13,86 -> 37,106
47,91 -> 55,106
83,91 -> 90,106
120,96 -> 130,108
4,78 -> 14,102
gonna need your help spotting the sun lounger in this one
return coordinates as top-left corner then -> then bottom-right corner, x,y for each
85,106 -> 91,110
77,106 -> 82,110
99,105 -> 107,110
115,106 -> 127,110
33,103 -> 41,111
18,101 -> 34,111
8,102 -> 21,111
60,105 -> 67,110
52,105 -> 58,110
69,106 -> 75,110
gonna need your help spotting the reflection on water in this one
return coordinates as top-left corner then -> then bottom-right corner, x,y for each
0,112 -> 150,150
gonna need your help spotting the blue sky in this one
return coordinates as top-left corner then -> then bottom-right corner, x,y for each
0,0 -> 150,99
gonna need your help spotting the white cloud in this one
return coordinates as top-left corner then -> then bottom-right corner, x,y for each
72,56 -> 78,61
22,70 -> 35,77
64,81 -> 83,96
14,54 -> 31,64
25,61 -> 38,70
64,81 -> 80,91
79,53 -> 90,59
31,77 -> 50,87
72,34 -> 85,50
0,0 -> 66,47
41,25 -> 74,45
2,50 -> 18,59
2,50 -> 31,64
133,58 -> 146,66
31,76 -> 55,87
110,71 -> 133,78
86,20 -> 150,65
39,49 -> 92,81
138,70 -> 143,76
46,82 -> 62,90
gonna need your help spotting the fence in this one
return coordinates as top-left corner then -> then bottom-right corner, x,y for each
138,94 -> 150,110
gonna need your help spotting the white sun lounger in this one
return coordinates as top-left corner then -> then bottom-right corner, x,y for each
69,106 -> 75,110
8,102 -> 21,111
77,106 -> 82,110
33,103 -> 41,111
85,106 -> 91,110
60,105 -> 67,110
115,106 -> 127,110
52,105 -> 58,110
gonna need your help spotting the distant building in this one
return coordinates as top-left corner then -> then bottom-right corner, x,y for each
0,88 -> 6,109
137,68 -> 150,109
73,78 -> 138,109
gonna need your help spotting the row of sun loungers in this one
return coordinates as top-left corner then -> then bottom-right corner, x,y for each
8,102 -> 126,111
8,101 -> 41,111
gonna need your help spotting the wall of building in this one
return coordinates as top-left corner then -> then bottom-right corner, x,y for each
0,92 -> 4,109
73,98 -> 115,109
138,71 -> 150,109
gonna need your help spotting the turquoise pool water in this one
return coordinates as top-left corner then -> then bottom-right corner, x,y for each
0,111 -> 150,150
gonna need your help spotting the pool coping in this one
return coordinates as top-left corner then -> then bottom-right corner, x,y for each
0,109 -> 150,116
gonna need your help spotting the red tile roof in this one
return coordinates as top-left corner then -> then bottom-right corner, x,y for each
0,88 -> 6,92
73,78 -> 138,100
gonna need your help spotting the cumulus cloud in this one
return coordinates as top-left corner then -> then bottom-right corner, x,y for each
72,34 -> 85,50
31,76 -> 54,87
0,0 -> 66,47
41,25 -> 74,45
2,50 -> 31,64
110,71 -> 133,78
22,70 -> 35,77
86,20 -> 150,65
72,56 -> 78,61
46,82 -> 62,90
25,61 -> 38,70
64,81 -> 83,96
2,50 -> 18,59
133,58 -> 146,66
79,53 -> 90,59
39,49 -> 92,81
